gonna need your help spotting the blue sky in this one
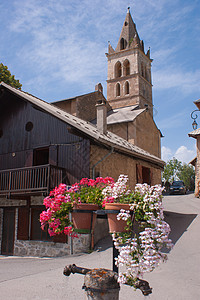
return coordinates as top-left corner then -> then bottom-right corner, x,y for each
1,0 -> 200,163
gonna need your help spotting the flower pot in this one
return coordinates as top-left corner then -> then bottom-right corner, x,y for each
72,203 -> 99,232
105,203 -> 130,233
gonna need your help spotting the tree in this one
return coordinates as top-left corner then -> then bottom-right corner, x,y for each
162,157 -> 195,191
162,158 -> 182,183
0,63 -> 22,89
178,164 -> 195,191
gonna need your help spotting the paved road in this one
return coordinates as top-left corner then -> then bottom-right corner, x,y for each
0,193 -> 200,300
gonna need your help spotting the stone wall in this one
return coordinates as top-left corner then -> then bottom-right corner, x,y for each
106,48 -> 153,113
0,208 -> 3,251
0,198 -> 27,207
107,112 -> 161,158
31,196 -> 44,205
135,112 -> 161,158
90,144 -> 162,189
13,218 -> 109,257
13,233 -> 91,257
53,91 -> 110,123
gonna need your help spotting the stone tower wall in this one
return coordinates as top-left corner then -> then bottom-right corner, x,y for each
107,48 -> 153,115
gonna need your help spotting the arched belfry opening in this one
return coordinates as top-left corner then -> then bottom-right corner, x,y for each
123,60 -> 130,76
115,61 -> 122,78
120,38 -> 127,50
116,83 -> 120,96
125,81 -> 129,95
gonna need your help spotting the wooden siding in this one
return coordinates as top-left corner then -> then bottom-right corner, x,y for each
0,91 -> 90,185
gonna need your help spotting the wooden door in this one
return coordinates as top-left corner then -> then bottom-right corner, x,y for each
1,208 -> 16,255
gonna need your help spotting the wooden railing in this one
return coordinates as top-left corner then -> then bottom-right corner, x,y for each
0,165 -> 67,197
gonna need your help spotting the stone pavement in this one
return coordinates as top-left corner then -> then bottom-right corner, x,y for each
0,193 -> 200,300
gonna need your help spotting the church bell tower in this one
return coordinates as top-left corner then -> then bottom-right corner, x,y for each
106,8 -> 153,115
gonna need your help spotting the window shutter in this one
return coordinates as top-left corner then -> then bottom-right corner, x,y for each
136,164 -> 143,183
17,207 -> 29,240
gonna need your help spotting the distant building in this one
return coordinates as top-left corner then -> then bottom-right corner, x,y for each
188,98 -> 200,196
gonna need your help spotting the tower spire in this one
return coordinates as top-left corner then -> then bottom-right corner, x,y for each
115,8 -> 142,52
106,9 -> 153,115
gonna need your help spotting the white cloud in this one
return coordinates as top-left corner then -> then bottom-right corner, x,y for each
174,145 -> 196,164
162,145 -> 196,164
161,146 -> 173,162
153,69 -> 200,94
6,0 -> 109,93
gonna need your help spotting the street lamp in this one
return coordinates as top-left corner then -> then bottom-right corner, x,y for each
191,109 -> 200,130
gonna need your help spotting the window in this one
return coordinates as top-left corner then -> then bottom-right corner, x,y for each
125,81 -> 129,95
136,165 -> 151,185
115,61 -> 122,78
25,122 -> 33,132
120,38 -> 127,50
116,83 -> 120,96
33,147 -> 49,166
123,60 -> 130,76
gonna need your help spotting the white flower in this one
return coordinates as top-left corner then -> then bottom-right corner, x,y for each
111,179 -> 173,285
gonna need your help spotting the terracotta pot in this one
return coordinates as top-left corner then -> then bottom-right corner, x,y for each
72,203 -> 99,231
105,203 -> 130,233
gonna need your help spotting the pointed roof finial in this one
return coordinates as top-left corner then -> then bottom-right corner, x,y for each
127,7 -> 130,12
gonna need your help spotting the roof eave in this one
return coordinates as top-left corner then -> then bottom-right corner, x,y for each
98,136 -> 165,169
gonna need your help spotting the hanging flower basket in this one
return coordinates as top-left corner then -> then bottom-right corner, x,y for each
72,203 -> 100,232
105,203 -> 130,233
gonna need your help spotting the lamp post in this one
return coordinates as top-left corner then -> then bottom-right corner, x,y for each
191,109 -> 200,130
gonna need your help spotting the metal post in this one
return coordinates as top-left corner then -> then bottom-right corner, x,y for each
113,241 -> 119,273
83,268 -> 120,300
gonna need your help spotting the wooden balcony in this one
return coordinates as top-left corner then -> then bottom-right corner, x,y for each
0,165 -> 68,198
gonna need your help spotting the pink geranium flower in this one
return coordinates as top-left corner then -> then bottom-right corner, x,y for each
40,177 -> 114,238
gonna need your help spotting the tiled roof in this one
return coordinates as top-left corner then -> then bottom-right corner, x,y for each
188,128 -> 200,138
0,82 -> 165,168
107,105 -> 145,125
52,90 -> 105,104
